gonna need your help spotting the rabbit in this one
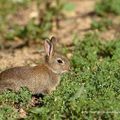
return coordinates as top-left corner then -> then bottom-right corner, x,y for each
0,37 -> 70,94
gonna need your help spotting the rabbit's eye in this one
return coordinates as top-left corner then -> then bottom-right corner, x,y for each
57,59 -> 63,64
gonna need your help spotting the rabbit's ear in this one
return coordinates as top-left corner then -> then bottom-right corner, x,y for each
50,36 -> 57,45
44,39 -> 53,57
50,36 -> 57,51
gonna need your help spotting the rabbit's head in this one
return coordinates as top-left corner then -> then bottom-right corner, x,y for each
44,37 -> 70,74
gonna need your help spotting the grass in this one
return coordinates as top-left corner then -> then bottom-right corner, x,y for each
91,18 -> 112,31
1,34 -> 120,119
95,0 -> 120,16
0,87 -> 31,119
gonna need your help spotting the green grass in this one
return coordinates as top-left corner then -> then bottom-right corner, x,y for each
95,0 -> 120,16
91,18 -> 112,31
0,87 -> 31,119
1,34 -> 120,119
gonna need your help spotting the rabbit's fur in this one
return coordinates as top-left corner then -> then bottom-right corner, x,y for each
0,37 -> 70,94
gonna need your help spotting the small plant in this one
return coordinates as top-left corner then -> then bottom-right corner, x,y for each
0,87 -> 32,107
91,18 -> 112,31
0,87 -> 32,119
95,0 -> 120,16
0,106 -> 18,120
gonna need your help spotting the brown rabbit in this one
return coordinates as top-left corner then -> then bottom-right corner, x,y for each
0,37 -> 70,94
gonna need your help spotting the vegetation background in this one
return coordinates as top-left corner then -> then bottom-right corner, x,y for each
0,0 -> 120,119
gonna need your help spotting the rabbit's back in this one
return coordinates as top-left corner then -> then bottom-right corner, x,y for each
0,66 -> 36,92
0,66 -> 33,80
0,65 -> 60,94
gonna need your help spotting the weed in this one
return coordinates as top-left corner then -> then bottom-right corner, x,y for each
91,18 -> 112,31
0,106 -> 18,120
95,0 -> 120,16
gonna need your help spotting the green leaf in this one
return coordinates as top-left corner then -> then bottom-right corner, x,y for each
30,107 -> 48,114
63,2 -> 75,11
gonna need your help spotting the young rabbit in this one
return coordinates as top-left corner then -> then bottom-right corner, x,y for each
0,37 -> 70,94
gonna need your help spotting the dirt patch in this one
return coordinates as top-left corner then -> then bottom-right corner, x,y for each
0,47 -> 44,71
52,0 -> 96,45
